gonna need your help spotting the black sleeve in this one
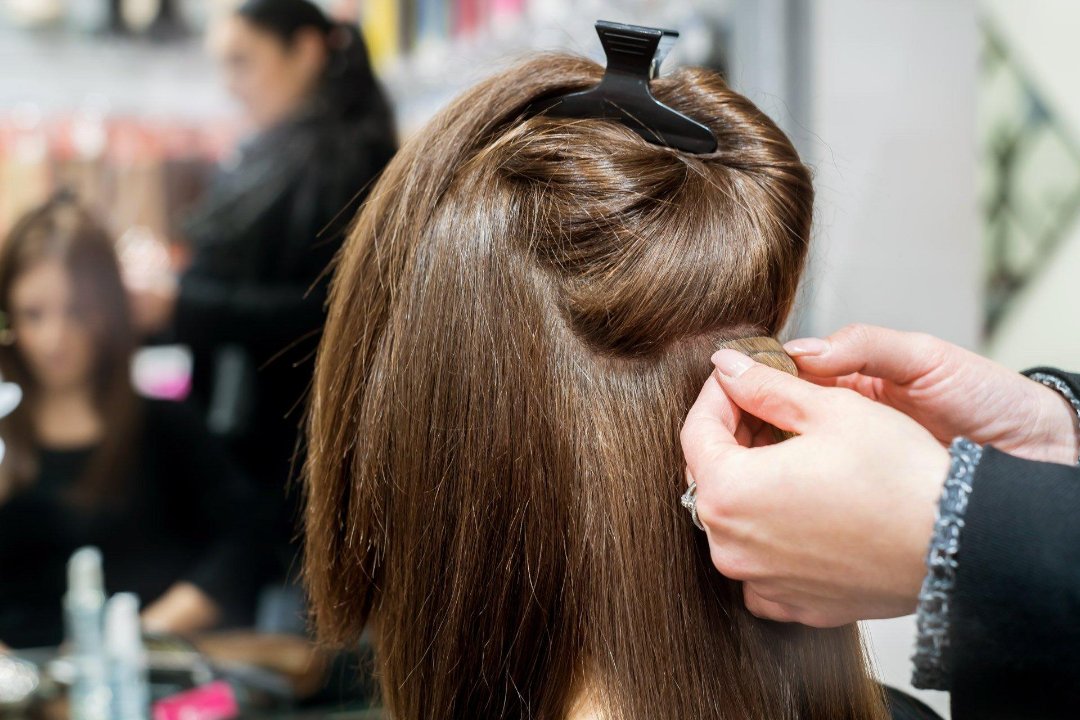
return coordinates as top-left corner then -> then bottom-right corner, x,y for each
171,131 -> 389,357
885,686 -> 944,720
948,443 -> 1080,718
173,216 -> 339,355
173,263 -> 332,355
1023,367 -> 1080,402
149,401 -> 267,622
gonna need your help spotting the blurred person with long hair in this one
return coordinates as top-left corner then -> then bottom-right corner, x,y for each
126,0 -> 397,584
0,196 -> 257,649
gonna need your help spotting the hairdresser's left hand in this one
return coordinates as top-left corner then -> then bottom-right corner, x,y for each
119,227 -> 178,335
681,349 -> 949,627
128,285 -> 177,335
142,582 -> 221,635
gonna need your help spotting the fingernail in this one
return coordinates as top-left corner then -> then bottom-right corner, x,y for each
783,338 -> 830,357
711,349 -> 755,378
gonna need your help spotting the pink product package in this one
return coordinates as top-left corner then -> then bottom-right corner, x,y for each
153,681 -> 239,720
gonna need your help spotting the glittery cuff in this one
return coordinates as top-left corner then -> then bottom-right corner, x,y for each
911,437 -> 982,690
1028,372 -> 1080,465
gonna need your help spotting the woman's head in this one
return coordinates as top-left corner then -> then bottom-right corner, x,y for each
305,55 -> 884,719
4,258 -> 95,393
214,0 -> 384,130
213,0 -> 332,128
0,196 -> 137,498
0,197 -> 132,395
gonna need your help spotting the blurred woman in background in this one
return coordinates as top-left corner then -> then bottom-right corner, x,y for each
126,0 -> 397,586
0,196 -> 257,650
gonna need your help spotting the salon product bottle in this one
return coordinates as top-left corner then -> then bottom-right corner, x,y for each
105,593 -> 150,720
65,547 -> 111,720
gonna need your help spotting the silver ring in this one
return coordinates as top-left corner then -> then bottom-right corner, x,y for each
680,481 -> 705,531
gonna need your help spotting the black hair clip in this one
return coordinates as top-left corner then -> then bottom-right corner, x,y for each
539,20 -> 718,154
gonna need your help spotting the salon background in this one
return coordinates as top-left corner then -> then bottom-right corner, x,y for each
3,1 -> 1080,718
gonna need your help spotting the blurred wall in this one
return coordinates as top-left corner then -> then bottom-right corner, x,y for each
991,228 -> 1080,369
982,0 -> 1080,370
808,2 -> 977,716
731,1 -> 979,716
809,2 -> 977,716
800,0 -> 980,348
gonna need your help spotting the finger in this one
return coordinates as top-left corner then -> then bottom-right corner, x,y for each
800,371 -> 883,399
739,415 -> 774,448
681,373 -> 745,472
798,371 -> 839,388
710,350 -> 839,435
733,420 -> 753,448
743,587 -> 850,627
749,421 -> 781,448
794,610 -> 850,629
783,323 -> 944,385
743,585 -> 799,623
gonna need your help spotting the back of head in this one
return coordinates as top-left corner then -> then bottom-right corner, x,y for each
305,55 -> 886,719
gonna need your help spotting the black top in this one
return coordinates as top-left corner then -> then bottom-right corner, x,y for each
174,86 -> 396,577
0,399 -> 258,649
948,368 -> 1080,718
885,686 -> 944,720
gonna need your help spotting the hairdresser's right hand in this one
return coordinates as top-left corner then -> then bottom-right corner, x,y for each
681,354 -> 949,626
784,324 -> 1079,464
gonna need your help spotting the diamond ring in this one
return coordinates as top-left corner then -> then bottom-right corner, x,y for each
680,481 -> 705,531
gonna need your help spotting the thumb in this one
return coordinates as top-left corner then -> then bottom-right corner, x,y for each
711,349 -> 838,434
784,324 -> 945,385
681,372 -> 744,474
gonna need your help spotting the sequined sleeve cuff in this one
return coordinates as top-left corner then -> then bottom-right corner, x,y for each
1027,372 -> 1080,465
911,437 -> 983,690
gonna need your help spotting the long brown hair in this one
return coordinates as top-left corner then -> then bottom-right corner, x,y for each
305,55 -> 887,719
0,195 -> 140,503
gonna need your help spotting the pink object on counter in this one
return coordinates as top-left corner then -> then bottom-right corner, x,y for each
152,681 -> 239,720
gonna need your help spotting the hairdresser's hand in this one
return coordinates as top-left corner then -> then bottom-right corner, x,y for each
785,324 -> 1078,464
121,232 -> 178,335
681,350 -> 949,627
142,582 -> 221,636
128,285 -> 177,336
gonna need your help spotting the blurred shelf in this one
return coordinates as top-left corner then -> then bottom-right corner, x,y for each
375,0 -> 732,135
0,25 -> 232,120
0,1 -> 731,137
